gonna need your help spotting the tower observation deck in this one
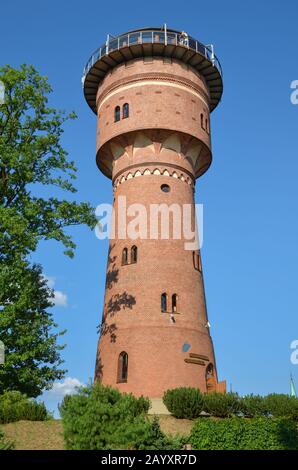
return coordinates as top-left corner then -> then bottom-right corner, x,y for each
83,27 -> 223,113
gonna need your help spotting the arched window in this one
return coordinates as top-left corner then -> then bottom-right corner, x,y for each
198,252 -> 202,272
172,294 -> 178,312
161,293 -> 167,312
205,118 -> 208,133
206,363 -> 214,378
117,351 -> 128,382
205,363 -> 216,392
193,251 -> 202,272
200,113 -> 204,129
131,245 -> 137,264
123,103 -> 129,119
193,251 -> 198,270
114,106 -> 120,122
122,248 -> 128,265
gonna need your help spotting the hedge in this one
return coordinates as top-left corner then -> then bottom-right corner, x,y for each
190,417 -> 298,450
203,392 -> 240,418
162,388 -> 298,420
262,394 -> 298,420
163,388 -> 204,419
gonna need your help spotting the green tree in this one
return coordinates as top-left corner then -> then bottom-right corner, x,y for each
0,64 -> 95,261
0,64 -> 96,396
0,261 -> 66,397
60,384 -> 183,450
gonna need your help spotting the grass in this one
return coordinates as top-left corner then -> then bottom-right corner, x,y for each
1,420 -> 64,450
0,416 -> 193,450
152,415 -> 193,437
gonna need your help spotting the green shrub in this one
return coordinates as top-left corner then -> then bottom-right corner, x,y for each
138,416 -> 187,450
0,391 -> 49,424
190,417 -> 298,450
238,394 -> 298,420
163,387 -> 204,419
0,429 -> 14,450
263,394 -> 298,420
239,394 -> 268,417
203,392 -> 240,417
59,383 -> 180,450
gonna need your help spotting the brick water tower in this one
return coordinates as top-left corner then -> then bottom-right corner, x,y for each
83,26 -> 226,400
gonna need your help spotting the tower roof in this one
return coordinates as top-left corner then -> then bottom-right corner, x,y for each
82,27 -> 223,114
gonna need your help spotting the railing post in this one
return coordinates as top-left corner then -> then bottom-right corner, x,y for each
128,34 -> 130,46
106,34 -> 109,55
211,45 -> 215,66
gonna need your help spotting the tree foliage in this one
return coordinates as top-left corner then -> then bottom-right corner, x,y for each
203,392 -> 241,418
0,390 -> 49,423
0,64 -> 95,260
0,261 -> 66,396
190,417 -> 298,450
60,383 -> 183,450
0,65 -> 96,396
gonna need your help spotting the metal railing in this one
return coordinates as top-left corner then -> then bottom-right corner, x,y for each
83,29 -> 222,80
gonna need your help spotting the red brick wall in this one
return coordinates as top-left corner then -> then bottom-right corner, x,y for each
94,57 -> 223,398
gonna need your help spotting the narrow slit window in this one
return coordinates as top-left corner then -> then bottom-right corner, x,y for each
161,293 -> 167,312
117,351 -> 128,382
193,251 -> 198,270
131,245 -> 137,264
193,251 -> 202,272
198,252 -> 202,272
114,106 -> 120,122
122,248 -> 128,265
172,294 -> 178,312
123,103 -> 129,119
200,113 -> 204,129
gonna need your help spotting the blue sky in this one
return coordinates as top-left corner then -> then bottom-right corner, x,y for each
1,0 -> 298,413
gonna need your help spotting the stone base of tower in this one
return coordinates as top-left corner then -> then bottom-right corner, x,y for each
148,398 -> 172,415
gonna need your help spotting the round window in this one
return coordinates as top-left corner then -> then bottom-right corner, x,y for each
161,184 -> 170,193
